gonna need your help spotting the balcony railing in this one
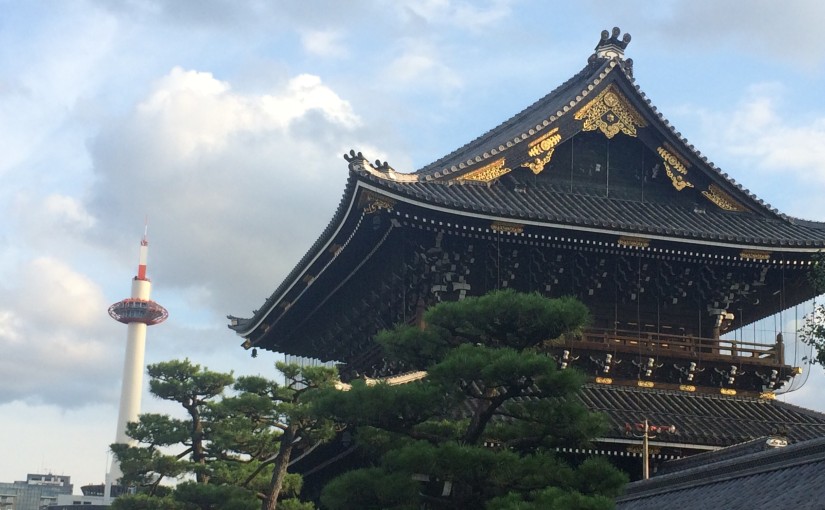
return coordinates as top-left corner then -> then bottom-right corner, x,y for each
575,328 -> 784,365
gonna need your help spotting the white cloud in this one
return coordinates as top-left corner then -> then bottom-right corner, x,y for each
17,258 -> 105,327
0,5 -> 117,178
399,0 -> 516,32
133,68 -> 360,159
86,67 -> 371,321
685,83 -> 825,192
42,195 -> 97,230
301,30 -> 349,58
385,44 -> 463,94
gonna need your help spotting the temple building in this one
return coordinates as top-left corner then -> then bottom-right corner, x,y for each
229,28 -> 825,478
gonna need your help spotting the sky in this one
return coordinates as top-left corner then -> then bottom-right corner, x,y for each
2,0 -> 825,492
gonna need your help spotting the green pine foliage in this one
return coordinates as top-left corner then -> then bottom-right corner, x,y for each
801,251 -> 825,365
314,290 -> 628,509
111,359 -> 334,510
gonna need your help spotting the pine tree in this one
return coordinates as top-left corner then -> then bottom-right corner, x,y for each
314,290 -> 627,509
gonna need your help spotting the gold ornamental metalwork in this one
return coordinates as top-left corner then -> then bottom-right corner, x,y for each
739,250 -> 771,261
491,221 -> 524,234
759,391 -> 776,400
679,385 -> 696,392
574,84 -> 647,139
360,190 -> 396,214
458,158 -> 511,183
595,377 -> 613,385
523,128 -> 562,175
656,145 -> 694,191
364,199 -> 393,214
627,445 -> 661,455
618,236 -> 650,248
702,184 -> 746,212
720,388 -> 737,396
637,380 -> 654,388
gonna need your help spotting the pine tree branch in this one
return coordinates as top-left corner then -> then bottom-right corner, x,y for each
240,452 -> 281,488
174,447 -> 193,460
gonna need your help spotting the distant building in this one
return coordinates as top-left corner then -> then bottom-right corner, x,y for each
51,483 -> 125,509
0,473 -> 72,510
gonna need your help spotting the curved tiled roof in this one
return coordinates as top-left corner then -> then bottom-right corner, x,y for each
359,173 -> 825,248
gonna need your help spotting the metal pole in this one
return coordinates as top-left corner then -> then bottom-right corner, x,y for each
643,419 -> 649,480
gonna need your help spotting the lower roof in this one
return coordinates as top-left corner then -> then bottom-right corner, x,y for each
366,176 -> 825,248
581,384 -> 825,448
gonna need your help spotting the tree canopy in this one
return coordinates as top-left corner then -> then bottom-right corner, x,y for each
111,359 -> 336,510
313,290 -> 627,509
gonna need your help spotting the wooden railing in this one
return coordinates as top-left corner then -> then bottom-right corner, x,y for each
576,328 -> 784,364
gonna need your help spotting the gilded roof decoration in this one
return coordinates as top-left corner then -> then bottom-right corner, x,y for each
458,157 -> 511,183
360,190 -> 396,214
523,128 -> 562,175
739,250 -> 771,261
491,221 -> 524,234
574,84 -> 647,139
657,145 -> 694,191
618,236 -> 650,248
702,184 -> 746,212
344,149 -> 419,182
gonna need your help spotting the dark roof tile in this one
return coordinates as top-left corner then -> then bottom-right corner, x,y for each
616,436 -> 825,509
582,384 -> 825,447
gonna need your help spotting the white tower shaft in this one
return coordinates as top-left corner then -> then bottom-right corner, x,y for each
110,279 -> 151,479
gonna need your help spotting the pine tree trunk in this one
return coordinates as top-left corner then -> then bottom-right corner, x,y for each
261,426 -> 295,510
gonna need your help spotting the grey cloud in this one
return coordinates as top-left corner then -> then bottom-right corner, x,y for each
0,259 -> 122,407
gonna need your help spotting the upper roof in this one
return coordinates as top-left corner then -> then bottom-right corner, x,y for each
344,27 -> 825,248
615,435 -> 825,509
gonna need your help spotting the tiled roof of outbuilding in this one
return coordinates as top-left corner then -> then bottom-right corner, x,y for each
615,436 -> 825,509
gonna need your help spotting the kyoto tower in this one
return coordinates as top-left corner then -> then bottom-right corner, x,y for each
105,229 -> 168,496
